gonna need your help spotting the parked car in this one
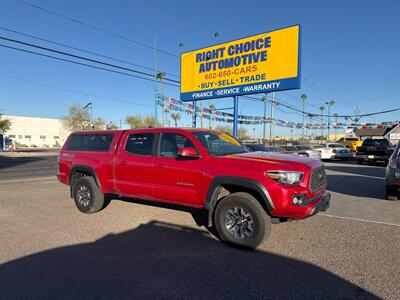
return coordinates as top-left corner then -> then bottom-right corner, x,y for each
58,128 -> 330,249
386,142 -> 400,200
355,139 -> 394,165
294,145 -> 322,160
314,143 -> 353,161
244,143 -> 286,153
337,137 -> 363,152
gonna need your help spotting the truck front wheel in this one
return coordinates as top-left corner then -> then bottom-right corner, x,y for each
73,177 -> 105,213
214,192 -> 271,249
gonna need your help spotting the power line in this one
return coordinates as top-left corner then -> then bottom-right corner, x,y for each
0,72 -> 153,108
241,95 -> 400,119
0,43 -> 180,87
241,95 -> 322,123
16,0 -> 179,58
0,26 -> 180,78
0,36 -> 180,84
128,0 -> 219,39
2,34 -> 397,121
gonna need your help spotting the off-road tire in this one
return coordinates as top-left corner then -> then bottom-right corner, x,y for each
73,177 -> 105,213
214,192 -> 271,249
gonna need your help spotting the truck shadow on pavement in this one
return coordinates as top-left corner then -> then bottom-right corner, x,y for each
0,221 -> 378,299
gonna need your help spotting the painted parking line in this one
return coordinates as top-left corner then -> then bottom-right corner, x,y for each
0,176 -> 56,184
318,213 -> 400,227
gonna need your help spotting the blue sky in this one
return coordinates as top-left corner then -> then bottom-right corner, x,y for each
0,0 -> 399,137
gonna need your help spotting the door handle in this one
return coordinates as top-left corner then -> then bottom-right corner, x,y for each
155,163 -> 164,168
119,160 -> 127,165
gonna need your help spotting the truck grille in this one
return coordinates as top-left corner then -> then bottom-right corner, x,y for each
310,166 -> 327,192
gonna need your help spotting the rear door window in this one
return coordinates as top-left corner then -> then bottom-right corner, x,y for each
125,133 -> 154,156
67,134 -> 114,151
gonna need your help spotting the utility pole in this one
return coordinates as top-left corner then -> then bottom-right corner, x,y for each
325,100 -> 335,141
153,38 -> 158,127
352,106 -> 361,123
300,94 -> 307,139
269,92 -> 275,142
262,94 -> 267,143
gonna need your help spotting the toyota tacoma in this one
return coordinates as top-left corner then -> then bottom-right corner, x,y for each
58,128 -> 330,249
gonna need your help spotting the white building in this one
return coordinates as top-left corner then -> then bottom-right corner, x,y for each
4,115 -> 71,148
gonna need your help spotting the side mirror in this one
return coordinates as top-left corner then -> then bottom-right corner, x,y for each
178,147 -> 199,158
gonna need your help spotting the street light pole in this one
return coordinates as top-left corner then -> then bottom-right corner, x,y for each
325,100 -> 335,141
319,106 -> 325,139
262,94 -> 267,142
269,92 -> 275,142
300,94 -> 307,139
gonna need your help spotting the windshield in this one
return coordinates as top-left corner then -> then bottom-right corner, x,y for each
296,145 -> 311,150
363,139 -> 390,147
192,131 -> 249,156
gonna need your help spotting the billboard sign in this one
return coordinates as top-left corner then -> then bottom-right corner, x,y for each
180,25 -> 301,101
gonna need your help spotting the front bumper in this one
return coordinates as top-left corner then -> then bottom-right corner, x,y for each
356,155 -> 388,160
308,191 -> 330,216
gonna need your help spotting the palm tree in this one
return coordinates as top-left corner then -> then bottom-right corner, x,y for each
171,113 -> 181,127
300,94 -> 307,139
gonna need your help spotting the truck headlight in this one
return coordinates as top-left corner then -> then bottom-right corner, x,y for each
265,171 -> 304,185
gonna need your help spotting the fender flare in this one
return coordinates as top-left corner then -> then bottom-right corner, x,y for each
69,165 -> 101,197
205,176 -> 275,227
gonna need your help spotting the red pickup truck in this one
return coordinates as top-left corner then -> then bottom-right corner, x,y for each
58,128 -> 330,249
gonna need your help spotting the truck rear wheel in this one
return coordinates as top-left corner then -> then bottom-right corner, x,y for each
73,177 -> 105,213
214,192 -> 271,249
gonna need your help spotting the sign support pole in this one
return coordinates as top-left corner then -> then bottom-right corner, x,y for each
233,95 -> 239,138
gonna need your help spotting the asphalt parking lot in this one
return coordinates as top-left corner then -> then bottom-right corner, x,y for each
0,154 -> 399,299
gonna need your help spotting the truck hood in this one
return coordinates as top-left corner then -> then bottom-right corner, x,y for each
227,151 -> 321,169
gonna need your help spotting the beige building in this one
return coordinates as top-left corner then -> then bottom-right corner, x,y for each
4,115 -> 71,148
